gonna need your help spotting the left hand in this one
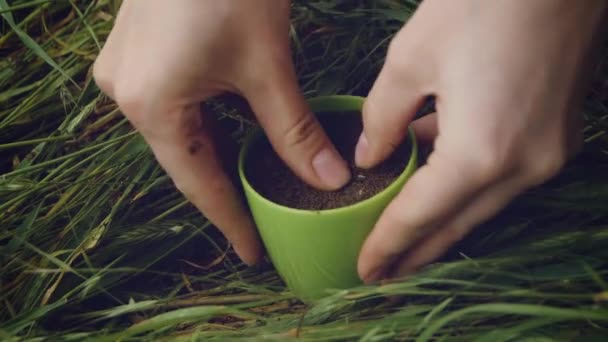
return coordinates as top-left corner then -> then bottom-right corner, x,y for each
356,0 -> 606,283
93,0 -> 350,265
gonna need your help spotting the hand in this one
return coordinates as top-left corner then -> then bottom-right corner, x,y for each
93,0 -> 351,265
357,0 -> 606,282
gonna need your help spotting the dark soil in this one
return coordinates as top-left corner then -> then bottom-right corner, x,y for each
245,112 -> 411,210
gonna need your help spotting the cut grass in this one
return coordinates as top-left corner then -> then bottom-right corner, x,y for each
1,0 -> 607,341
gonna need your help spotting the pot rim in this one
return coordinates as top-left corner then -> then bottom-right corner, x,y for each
238,95 -> 418,216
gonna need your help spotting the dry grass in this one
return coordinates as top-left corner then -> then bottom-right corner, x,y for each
1,0 -> 607,340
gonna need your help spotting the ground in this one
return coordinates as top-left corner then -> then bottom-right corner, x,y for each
1,1 -> 607,341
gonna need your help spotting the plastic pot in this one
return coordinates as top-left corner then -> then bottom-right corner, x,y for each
238,95 -> 418,302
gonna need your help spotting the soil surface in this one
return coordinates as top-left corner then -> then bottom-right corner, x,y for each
245,112 -> 411,210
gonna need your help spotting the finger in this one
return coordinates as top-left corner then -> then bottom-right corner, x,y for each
355,50 -> 428,169
92,1 -> 132,99
357,146 -> 497,283
391,175 -> 524,277
141,104 -> 263,265
411,113 -> 438,144
242,54 -> 350,191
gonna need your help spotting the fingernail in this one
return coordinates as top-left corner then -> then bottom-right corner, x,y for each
234,241 -> 263,266
312,148 -> 351,189
355,132 -> 370,167
362,266 -> 387,284
231,221 -> 264,266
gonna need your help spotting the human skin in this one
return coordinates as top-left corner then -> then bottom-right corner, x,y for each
93,0 -> 606,280
93,0 -> 351,265
355,0 -> 607,282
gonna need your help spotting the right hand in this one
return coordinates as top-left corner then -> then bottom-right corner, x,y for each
93,0 -> 351,265
355,0 -> 603,282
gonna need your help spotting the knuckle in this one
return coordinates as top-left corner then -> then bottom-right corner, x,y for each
384,33 -> 423,78
472,149 -> 511,182
525,151 -> 566,185
384,45 -> 413,77
453,143 -> 517,186
434,136 -> 517,187
173,179 -> 192,200
384,41 -> 402,69
442,227 -> 466,245
362,103 -> 402,147
282,113 -> 322,150
113,80 -> 150,127
386,31 -> 408,61
92,58 -> 114,96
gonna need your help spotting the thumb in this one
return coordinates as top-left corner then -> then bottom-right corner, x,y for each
355,56 -> 427,169
242,57 -> 351,190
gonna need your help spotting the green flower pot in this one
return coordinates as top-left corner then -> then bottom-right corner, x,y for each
238,95 -> 418,302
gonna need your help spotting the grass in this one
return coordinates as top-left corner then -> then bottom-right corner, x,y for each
1,0 -> 607,340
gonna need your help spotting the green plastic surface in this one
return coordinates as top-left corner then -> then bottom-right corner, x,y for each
238,95 -> 418,302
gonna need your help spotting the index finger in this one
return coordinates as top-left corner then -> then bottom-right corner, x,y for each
357,147 -> 491,283
241,54 -> 351,191
142,104 -> 263,265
